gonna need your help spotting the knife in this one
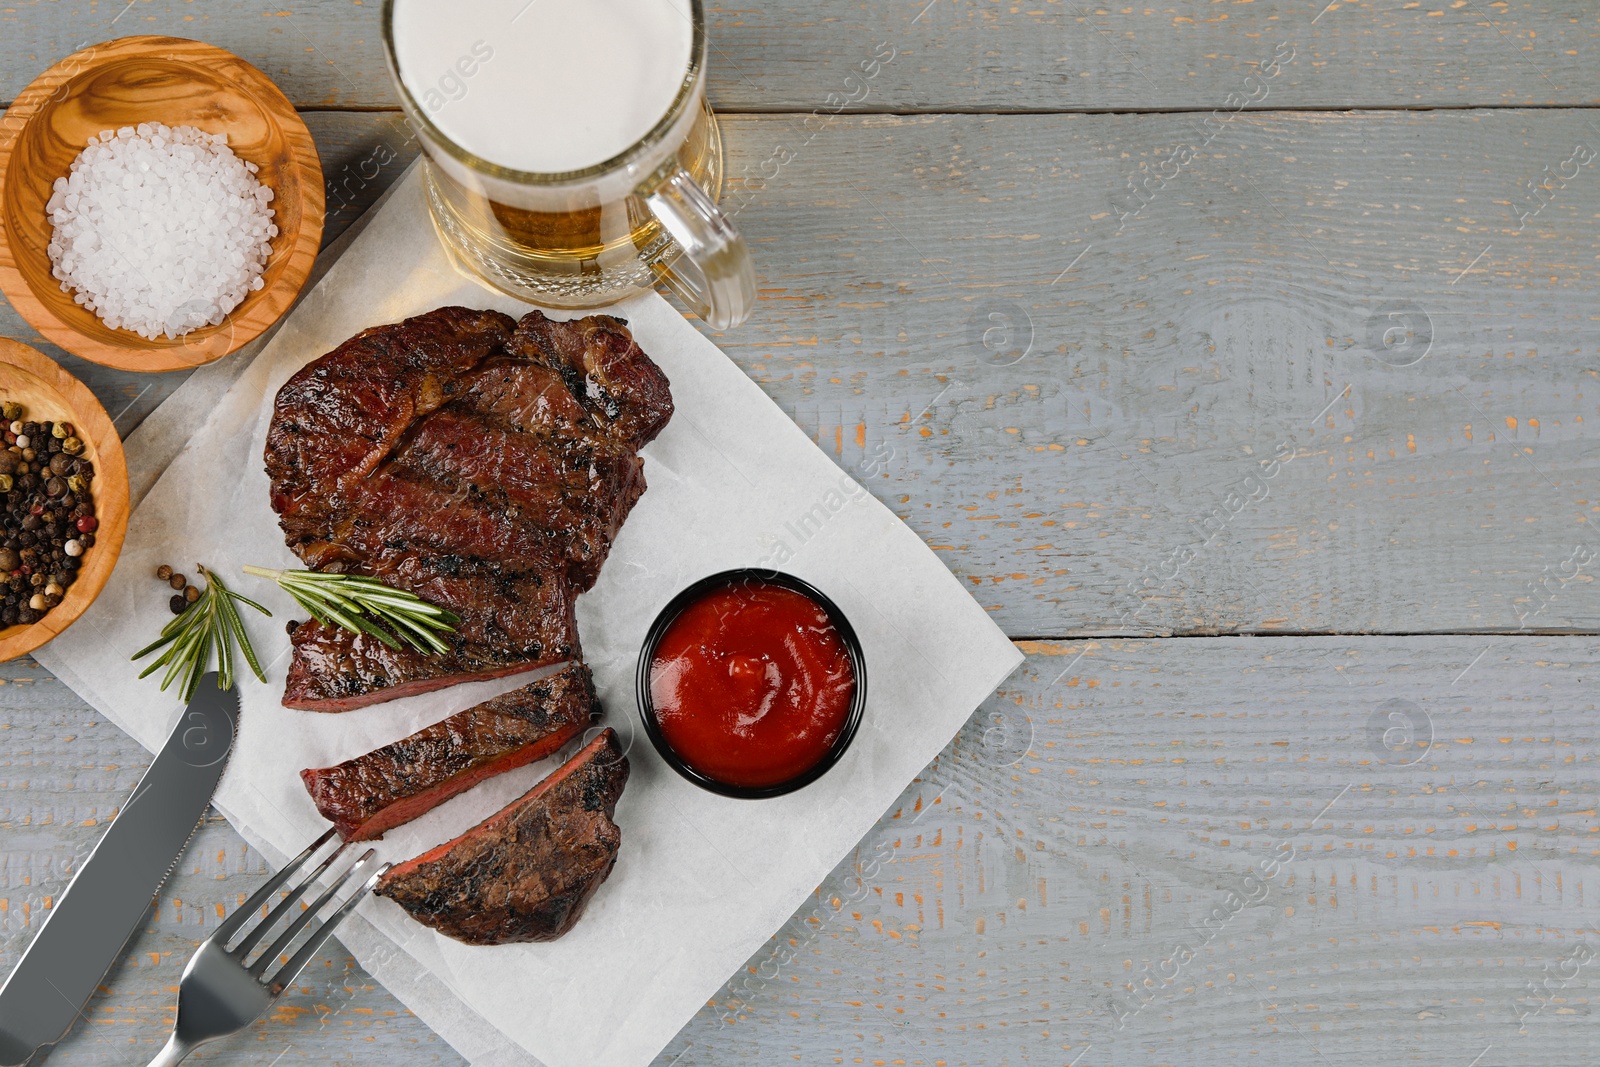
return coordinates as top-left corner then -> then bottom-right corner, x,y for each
0,675 -> 240,1066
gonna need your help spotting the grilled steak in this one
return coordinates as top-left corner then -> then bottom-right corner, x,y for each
376,727 -> 629,945
265,306 -> 673,711
300,663 -> 597,841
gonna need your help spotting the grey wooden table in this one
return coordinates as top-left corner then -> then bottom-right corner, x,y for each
3,2 -> 1599,1065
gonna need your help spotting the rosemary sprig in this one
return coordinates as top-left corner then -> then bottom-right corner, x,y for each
132,565 -> 271,702
241,566 -> 459,655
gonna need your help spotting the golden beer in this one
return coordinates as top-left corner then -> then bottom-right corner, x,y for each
383,0 -> 753,326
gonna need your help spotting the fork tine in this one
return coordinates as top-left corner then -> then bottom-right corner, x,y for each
265,860 -> 391,996
247,848 -> 377,980
231,837 -> 354,958
215,827 -> 339,945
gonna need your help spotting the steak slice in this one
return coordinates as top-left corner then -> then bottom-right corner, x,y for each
376,728 -> 629,945
349,548 -> 576,651
282,611 -> 577,713
282,539 -> 580,713
301,663 -> 597,841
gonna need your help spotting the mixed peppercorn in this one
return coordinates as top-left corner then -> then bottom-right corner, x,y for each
154,563 -> 203,615
0,402 -> 96,627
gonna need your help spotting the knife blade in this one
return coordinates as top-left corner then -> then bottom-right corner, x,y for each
0,675 -> 240,1066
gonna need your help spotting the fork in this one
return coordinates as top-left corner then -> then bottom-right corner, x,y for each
145,829 -> 389,1067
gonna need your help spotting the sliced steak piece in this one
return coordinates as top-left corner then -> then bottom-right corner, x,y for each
281,546 -> 582,712
376,728 -> 629,945
282,612 -> 578,713
301,663 -> 597,841
350,548 -> 577,651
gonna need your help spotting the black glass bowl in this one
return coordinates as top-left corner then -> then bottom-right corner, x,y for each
635,568 -> 868,799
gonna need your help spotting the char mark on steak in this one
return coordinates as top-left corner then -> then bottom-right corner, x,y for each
265,307 -> 673,710
301,662 -> 597,841
376,727 -> 629,945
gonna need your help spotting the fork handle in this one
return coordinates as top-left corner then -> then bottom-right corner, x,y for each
145,1033 -> 194,1067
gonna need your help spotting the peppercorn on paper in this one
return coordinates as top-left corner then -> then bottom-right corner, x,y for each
35,162 -> 1022,1067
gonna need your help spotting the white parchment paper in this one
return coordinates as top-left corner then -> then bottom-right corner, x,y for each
34,163 -> 1022,1067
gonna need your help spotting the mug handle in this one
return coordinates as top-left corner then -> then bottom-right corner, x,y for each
643,168 -> 755,330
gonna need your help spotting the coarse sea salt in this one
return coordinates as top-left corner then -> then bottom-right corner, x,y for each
45,123 -> 278,341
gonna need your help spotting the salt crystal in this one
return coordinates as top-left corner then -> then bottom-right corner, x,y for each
45,124 -> 278,340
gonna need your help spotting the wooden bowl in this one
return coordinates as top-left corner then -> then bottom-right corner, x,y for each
0,338 -> 128,661
0,36 -> 324,372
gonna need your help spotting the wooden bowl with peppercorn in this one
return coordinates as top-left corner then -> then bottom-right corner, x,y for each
0,337 -> 127,661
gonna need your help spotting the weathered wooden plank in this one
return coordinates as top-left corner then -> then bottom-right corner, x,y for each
723,108 -> 1600,640
2,0 -> 1599,112
6,109 -> 1600,639
6,636 -> 1598,1065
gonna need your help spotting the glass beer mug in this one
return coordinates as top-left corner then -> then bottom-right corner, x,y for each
383,0 -> 755,329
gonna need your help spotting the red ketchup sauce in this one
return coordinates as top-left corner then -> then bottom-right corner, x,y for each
649,580 -> 856,790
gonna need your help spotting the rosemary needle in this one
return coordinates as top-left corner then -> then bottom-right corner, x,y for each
132,565 -> 270,702
241,565 -> 459,655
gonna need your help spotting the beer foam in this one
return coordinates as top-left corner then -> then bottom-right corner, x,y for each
392,0 -> 695,174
